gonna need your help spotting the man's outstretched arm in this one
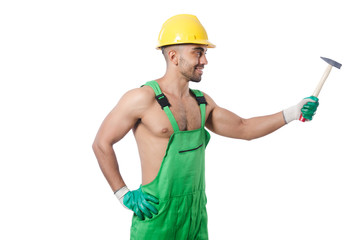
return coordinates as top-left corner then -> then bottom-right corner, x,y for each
204,93 -> 319,140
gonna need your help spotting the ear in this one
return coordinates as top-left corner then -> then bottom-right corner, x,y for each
168,50 -> 179,66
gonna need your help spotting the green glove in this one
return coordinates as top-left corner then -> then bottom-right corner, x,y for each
123,186 -> 159,220
301,96 -> 319,120
283,96 -> 319,123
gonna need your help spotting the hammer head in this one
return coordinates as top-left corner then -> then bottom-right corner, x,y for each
321,57 -> 342,69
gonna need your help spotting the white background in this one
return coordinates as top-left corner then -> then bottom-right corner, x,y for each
1,0 -> 361,239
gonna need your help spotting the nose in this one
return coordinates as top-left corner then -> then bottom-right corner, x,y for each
200,54 -> 208,65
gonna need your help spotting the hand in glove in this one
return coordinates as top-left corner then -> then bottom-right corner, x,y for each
115,186 -> 159,220
283,96 -> 319,123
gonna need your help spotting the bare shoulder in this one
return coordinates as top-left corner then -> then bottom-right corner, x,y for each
201,91 -> 217,109
114,85 -> 156,118
119,85 -> 155,105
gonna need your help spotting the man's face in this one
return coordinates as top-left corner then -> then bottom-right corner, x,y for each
178,44 -> 208,83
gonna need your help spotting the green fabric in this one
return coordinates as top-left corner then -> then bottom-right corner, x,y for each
190,89 -> 206,128
131,81 -> 210,239
143,81 -> 180,132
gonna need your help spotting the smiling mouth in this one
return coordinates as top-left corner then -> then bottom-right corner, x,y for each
195,67 -> 204,74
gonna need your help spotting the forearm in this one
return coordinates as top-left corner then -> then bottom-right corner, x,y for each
92,142 -> 126,192
241,111 -> 286,140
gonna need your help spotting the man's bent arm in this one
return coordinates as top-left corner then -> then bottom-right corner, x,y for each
92,87 -> 152,192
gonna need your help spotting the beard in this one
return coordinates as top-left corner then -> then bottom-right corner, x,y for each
179,57 -> 203,82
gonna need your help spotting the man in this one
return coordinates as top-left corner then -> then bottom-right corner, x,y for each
92,14 -> 319,240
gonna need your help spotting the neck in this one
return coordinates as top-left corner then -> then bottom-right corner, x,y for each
157,71 -> 191,97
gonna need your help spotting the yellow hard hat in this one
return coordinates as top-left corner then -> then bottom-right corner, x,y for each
156,14 -> 215,49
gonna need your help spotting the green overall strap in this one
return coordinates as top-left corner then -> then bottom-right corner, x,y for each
143,81 -> 180,133
190,89 -> 207,128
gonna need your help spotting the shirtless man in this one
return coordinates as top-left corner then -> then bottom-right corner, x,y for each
92,14 -> 319,240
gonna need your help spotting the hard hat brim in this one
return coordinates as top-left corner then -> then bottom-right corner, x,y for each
156,41 -> 216,50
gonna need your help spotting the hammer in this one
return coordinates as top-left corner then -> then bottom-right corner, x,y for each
299,56 -> 342,122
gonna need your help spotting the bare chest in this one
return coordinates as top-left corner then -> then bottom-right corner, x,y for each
170,98 -> 201,131
139,95 -> 202,137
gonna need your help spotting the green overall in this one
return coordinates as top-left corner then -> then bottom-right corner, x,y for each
131,81 -> 211,240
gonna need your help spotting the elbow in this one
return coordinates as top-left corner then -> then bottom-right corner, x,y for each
92,139 -> 114,166
92,140 -> 102,158
242,134 -> 255,141
238,119 -> 255,141
244,137 -> 253,141
92,140 -> 99,153
92,138 -> 110,156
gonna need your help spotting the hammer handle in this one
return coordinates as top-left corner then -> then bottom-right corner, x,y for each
313,64 -> 333,97
299,64 -> 333,122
